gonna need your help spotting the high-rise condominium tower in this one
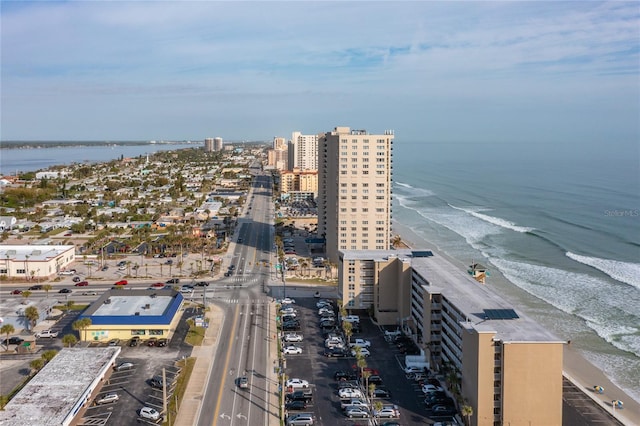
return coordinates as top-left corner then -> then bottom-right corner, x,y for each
318,126 -> 394,263
289,132 -> 318,171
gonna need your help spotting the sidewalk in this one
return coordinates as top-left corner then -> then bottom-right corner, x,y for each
173,300 -> 281,426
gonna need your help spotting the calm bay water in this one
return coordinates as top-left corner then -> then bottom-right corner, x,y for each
392,140 -> 640,401
0,142 -> 195,175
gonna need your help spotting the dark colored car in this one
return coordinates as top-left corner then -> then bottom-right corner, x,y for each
157,338 -> 168,347
58,288 -> 72,294
430,404 -> 457,416
10,289 -> 22,295
147,337 -> 158,347
425,396 -> 454,408
149,375 -> 163,389
1,337 -> 25,346
366,375 -> 383,385
334,370 -> 358,381
75,281 -> 89,287
28,285 -> 43,290
371,388 -> 391,399
228,264 -> 236,270
195,281 -> 209,287
324,348 -> 349,358
72,276 -> 81,282
282,323 -> 301,331
129,336 -> 140,347
285,389 -> 313,402
166,278 -> 180,284
285,400 -> 307,410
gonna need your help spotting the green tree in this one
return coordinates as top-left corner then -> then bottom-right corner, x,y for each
62,334 -> 77,348
21,290 -> 32,303
72,318 -> 92,341
29,358 -> 45,373
461,404 -> 474,426
342,321 -> 353,344
0,324 -> 15,350
41,349 -> 58,363
65,300 -> 75,313
24,306 -> 39,330
42,284 -> 53,299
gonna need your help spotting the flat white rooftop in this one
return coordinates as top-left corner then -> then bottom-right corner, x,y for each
0,245 -> 75,261
93,293 -> 173,316
0,347 -> 120,426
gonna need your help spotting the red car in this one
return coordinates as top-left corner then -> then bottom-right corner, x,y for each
114,280 -> 128,286
10,289 -> 22,295
74,281 -> 89,287
150,282 -> 165,288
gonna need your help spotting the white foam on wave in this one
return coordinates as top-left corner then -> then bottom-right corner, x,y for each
395,181 -> 435,197
449,204 -> 534,233
567,252 -> 640,290
489,257 -> 640,358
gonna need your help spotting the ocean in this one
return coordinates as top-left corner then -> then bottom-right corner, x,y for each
392,140 -> 640,402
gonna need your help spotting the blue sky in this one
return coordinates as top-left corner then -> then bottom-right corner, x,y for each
1,1 -> 638,145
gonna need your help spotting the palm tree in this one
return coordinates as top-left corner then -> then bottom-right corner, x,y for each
24,306 -> 39,331
342,321 -> 353,344
29,358 -> 45,373
0,324 -> 15,350
461,404 -> 474,426
62,334 -> 77,348
42,284 -> 53,299
72,318 -> 92,341
21,290 -> 33,304
373,400 -> 384,416
41,349 -> 58,363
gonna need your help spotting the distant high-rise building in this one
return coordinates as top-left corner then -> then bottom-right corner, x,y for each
268,136 -> 288,170
288,132 -> 318,171
204,138 -> 214,152
273,137 -> 287,150
214,137 -> 223,151
318,127 -> 394,263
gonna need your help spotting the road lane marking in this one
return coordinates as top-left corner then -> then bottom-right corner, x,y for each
212,304 -> 240,425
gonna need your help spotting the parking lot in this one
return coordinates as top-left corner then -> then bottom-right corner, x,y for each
279,298 -> 450,426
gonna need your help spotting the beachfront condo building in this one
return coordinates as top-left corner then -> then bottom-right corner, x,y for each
338,249 -> 565,426
280,168 -> 318,201
289,132 -> 318,171
318,127 -> 395,264
268,136 -> 288,171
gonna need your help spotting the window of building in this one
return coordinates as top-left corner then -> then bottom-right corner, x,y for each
340,233 -> 346,237
341,171 -> 347,175
376,245 -> 384,249
362,208 -> 368,212
340,227 -> 347,231
131,330 -> 146,336
340,196 -> 347,200
363,171 -> 369,175
363,157 -> 369,162
341,164 -> 347,169
341,240 -> 347,244
362,239 -> 368,244
149,330 -> 164,336
348,275 -> 355,282
376,208 -> 385,212
376,239 -> 385,243
351,208 -> 357,212
341,208 -> 347,212
348,283 -> 355,290
348,260 -> 355,265
0,269 -> 7,274
376,171 -> 384,175
352,171 -> 358,175
16,269 -> 26,274
363,221 -> 368,224
362,196 -> 368,200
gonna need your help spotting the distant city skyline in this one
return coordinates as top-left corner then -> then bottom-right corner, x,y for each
1,1 -> 638,147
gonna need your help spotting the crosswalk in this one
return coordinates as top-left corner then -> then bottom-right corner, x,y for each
212,298 -> 270,304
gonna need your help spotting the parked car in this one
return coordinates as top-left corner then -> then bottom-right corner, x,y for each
351,347 -> 370,357
373,405 -> 400,418
114,362 -> 134,371
140,406 -> 160,420
114,280 -> 128,286
324,348 -> 349,358
58,288 -> 72,294
282,323 -> 301,331
129,336 -> 140,347
349,338 -> 371,348
72,276 -> 82,282
283,345 -> 303,355
285,389 -> 313,402
285,400 -> 308,411
429,404 -> 457,416
108,339 -> 120,346
35,330 -> 59,338
147,337 -> 158,347
422,384 -> 444,394
345,407 -> 370,418
157,338 -> 168,347
341,398 -> 370,410
338,388 -> 363,399
286,413 -> 314,425
285,378 -> 309,389
371,387 -> 391,399
74,281 -> 89,287
1,337 -> 24,346
283,333 -> 303,342
149,375 -> 164,389
334,370 -> 358,381
96,393 -> 119,405
367,375 -> 383,385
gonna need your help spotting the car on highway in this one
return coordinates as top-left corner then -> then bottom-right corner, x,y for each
74,281 -> 89,287
282,345 -> 303,355
96,393 -> 119,405
81,291 -> 98,296
114,362 -> 134,371
28,285 -> 43,290
345,407 -> 371,419
338,388 -> 363,399
195,281 -> 209,287
180,285 -> 194,293
166,278 -> 180,284
35,330 -> 59,338
139,406 -> 160,420
58,288 -> 72,294
283,333 -> 303,342
237,376 -> 249,389
150,282 -> 165,288
114,280 -> 128,286
285,378 -> 309,389
10,289 -> 23,295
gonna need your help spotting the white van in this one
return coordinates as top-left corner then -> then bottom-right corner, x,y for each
342,315 -> 360,323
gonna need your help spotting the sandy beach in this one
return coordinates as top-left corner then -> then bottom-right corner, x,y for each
392,220 -> 640,425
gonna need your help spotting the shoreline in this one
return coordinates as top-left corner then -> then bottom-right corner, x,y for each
392,220 -> 640,425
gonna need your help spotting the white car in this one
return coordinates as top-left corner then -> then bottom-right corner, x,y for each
96,393 -> 119,405
140,406 -> 160,420
404,365 -> 425,374
318,307 -> 333,315
422,384 -> 444,394
283,333 -> 303,342
373,405 -> 400,418
280,307 -> 297,315
316,301 -> 332,308
351,347 -> 371,357
35,330 -> 59,339
279,297 -> 296,304
349,339 -> 371,348
283,345 -> 303,355
82,291 -> 98,296
341,399 -> 369,410
285,378 -> 309,389
338,387 -> 363,399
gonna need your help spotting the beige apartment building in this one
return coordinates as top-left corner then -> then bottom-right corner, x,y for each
268,136 -> 289,170
280,168 -> 318,200
318,127 -> 395,264
338,249 -> 565,426
289,131 -> 318,171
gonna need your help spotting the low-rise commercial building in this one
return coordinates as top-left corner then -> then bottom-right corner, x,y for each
78,289 -> 184,342
0,245 -> 76,280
